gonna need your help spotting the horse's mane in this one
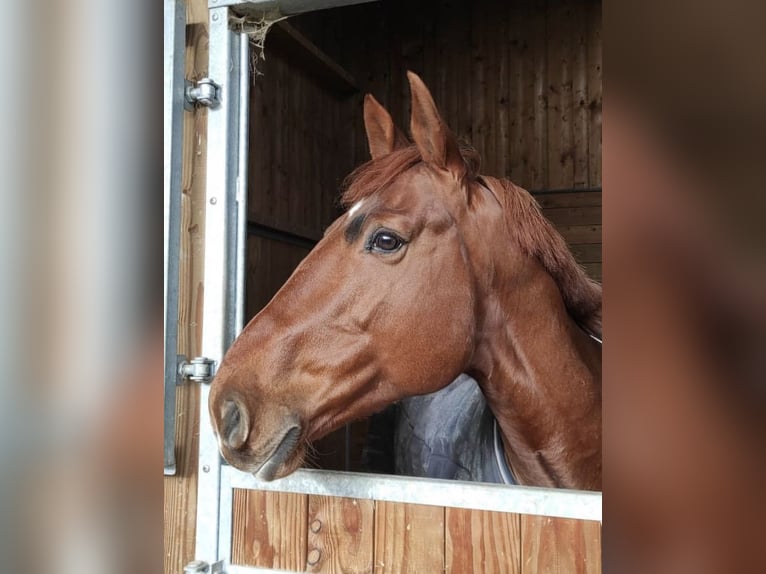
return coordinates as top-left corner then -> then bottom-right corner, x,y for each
341,146 -> 602,338
481,175 -> 602,338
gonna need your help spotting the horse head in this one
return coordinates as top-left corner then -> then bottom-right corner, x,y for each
209,72 -> 601,488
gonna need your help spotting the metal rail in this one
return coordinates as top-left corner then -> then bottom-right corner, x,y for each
163,0 -> 186,476
235,33 -> 251,334
222,466 -> 602,522
195,5 -> 246,563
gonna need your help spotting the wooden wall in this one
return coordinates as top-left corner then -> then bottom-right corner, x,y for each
296,0 -> 602,279
294,0 -> 602,192
231,490 -> 601,573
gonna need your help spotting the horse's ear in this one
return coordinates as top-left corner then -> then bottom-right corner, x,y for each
363,93 -> 408,159
407,71 -> 465,179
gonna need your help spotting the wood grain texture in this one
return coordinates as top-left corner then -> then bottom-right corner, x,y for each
290,0 -> 601,192
567,243 -> 602,264
542,206 -> 601,226
232,490 -> 309,570
521,515 -> 601,574
586,0 -> 602,187
164,1 -> 208,571
307,496 -> 375,573
572,0 -> 590,188
558,224 -> 602,245
534,191 -> 602,209
373,502 -> 444,573
546,0 -> 575,190
446,509 -> 521,574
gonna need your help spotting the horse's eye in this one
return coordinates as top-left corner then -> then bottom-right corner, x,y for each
370,231 -> 404,253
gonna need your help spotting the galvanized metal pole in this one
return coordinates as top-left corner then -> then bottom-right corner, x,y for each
163,0 -> 186,476
235,34 -> 250,335
195,4 -> 244,564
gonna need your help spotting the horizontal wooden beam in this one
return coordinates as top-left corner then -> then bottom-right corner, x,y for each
218,0 -> 378,18
265,21 -> 359,96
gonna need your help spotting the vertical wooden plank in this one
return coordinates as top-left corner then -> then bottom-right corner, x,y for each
288,65 -> 301,229
446,509 -> 521,574
387,0 -> 404,127
520,0 -> 548,190
470,1 -> 488,161
507,1 -> 525,184
248,62 -> 264,223
455,1 -> 473,141
164,1 -> 207,571
586,0 -> 602,187
495,0 -> 511,178
547,0 -> 575,189
572,0 -> 589,188
441,0 -> 460,138
521,515 -> 601,574
423,0 -> 440,124
249,44 -> 273,223
307,496 -> 374,573
374,502 -> 445,573
278,56 -> 290,226
231,489 -> 308,570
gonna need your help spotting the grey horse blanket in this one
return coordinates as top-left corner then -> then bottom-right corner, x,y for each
393,374 -> 515,484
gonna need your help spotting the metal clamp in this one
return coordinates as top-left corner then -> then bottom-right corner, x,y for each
178,355 -> 216,384
185,77 -> 221,110
184,560 -> 224,574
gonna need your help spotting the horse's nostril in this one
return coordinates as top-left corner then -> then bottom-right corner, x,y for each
221,397 -> 250,450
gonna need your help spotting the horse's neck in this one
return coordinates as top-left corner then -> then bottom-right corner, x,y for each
468,262 -> 602,490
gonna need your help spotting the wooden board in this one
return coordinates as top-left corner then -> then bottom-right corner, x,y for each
227,497 -> 601,573
546,0 -> 575,190
291,0 -> 601,192
534,191 -> 602,209
307,496 -> 375,573
521,515 -> 601,573
374,502 -> 445,573
586,0 -> 602,187
558,224 -> 602,245
163,0 -> 208,571
446,508 -> 521,574
248,46 -> 353,241
542,206 -> 602,226
231,490 -> 309,570
568,243 -> 602,264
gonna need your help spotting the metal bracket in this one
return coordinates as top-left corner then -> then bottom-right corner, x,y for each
185,77 -> 221,110
184,560 -> 225,574
177,355 -> 216,384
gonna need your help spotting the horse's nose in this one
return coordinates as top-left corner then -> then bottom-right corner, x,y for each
220,395 -> 250,450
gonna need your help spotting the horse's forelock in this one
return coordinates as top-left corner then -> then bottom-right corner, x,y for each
340,141 -> 480,208
341,146 -> 422,208
481,176 -> 602,338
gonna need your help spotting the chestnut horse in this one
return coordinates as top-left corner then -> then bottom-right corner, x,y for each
209,72 -> 602,491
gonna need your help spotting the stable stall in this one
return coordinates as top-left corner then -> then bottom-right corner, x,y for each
164,0 -> 602,572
